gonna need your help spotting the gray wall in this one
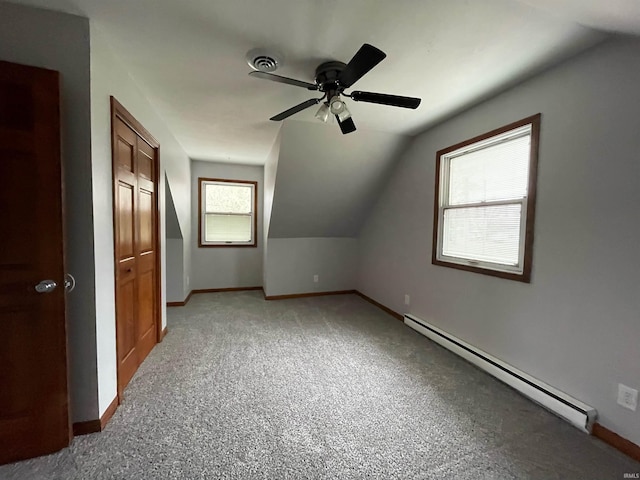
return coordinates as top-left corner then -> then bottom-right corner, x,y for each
91,25 -> 193,416
263,121 -> 407,297
165,179 -> 185,303
264,238 -> 357,297
263,131 -> 281,289
357,37 -> 640,445
165,178 -> 183,240
191,160 -> 264,290
269,120 -> 409,238
0,2 -> 97,422
166,239 -> 184,303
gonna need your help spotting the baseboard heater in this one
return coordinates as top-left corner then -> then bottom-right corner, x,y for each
404,313 -> 596,433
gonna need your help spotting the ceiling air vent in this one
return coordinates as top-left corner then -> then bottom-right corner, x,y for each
246,48 -> 282,72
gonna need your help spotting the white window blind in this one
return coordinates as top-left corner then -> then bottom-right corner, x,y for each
201,181 -> 255,245
448,135 -> 530,205
436,122 -> 535,275
442,204 -> 522,265
204,214 -> 252,242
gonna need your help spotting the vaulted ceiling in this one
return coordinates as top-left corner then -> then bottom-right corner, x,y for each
6,0 -> 640,165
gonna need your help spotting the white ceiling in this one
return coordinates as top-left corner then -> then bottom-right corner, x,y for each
7,0 -> 640,165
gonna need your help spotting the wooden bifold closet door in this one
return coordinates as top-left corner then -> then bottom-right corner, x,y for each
111,98 -> 160,397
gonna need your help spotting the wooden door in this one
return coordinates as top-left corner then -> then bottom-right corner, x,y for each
0,61 -> 70,464
111,98 -> 160,397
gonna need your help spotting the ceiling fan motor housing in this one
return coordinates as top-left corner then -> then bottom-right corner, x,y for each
315,61 -> 347,94
246,48 -> 283,72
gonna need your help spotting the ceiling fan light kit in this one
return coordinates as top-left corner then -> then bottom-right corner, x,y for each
336,108 -> 351,122
314,103 -> 330,123
329,96 -> 351,122
329,96 -> 344,113
249,43 -> 422,134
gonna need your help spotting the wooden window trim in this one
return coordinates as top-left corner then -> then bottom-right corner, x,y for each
198,177 -> 258,248
431,113 -> 541,283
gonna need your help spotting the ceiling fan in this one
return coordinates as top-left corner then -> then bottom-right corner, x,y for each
249,44 -> 421,134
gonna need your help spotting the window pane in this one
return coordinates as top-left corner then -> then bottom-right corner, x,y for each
205,214 -> 252,242
205,184 -> 252,214
442,204 -> 521,266
448,135 -> 530,205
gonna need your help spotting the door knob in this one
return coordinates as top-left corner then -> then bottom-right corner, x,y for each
35,279 -> 57,293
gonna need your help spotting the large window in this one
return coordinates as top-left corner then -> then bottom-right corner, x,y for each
432,114 -> 540,282
198,178 -> 257,247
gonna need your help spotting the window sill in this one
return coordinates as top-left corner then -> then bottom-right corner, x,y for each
432,257 -> 530,283
198,243 -> 257,248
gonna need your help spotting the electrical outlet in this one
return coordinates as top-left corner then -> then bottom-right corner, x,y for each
617,384 -> 638,411
404,294 -> 410,305
313,274 -> 319,283
186,276 -> 190,287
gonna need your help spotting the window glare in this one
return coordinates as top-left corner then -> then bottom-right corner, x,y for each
448,135 -> 530,205
205,184 -> 252,213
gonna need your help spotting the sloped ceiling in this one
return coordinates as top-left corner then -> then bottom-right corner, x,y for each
165,179 -> 183,239
6,0 -> 632,164
517,0 -> 640,35
269,121 -> 410,238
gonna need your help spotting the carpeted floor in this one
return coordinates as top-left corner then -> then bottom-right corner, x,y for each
2,291 -> 639,479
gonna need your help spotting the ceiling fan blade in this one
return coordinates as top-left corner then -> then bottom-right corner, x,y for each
270,98 -> 321,121
338,44 -> 386,89
336,115 -> 357,135
351,91 -> 421,109
249,71 -> 317,90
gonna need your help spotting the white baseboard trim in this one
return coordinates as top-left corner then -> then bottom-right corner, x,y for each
404,313 -> 597,433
